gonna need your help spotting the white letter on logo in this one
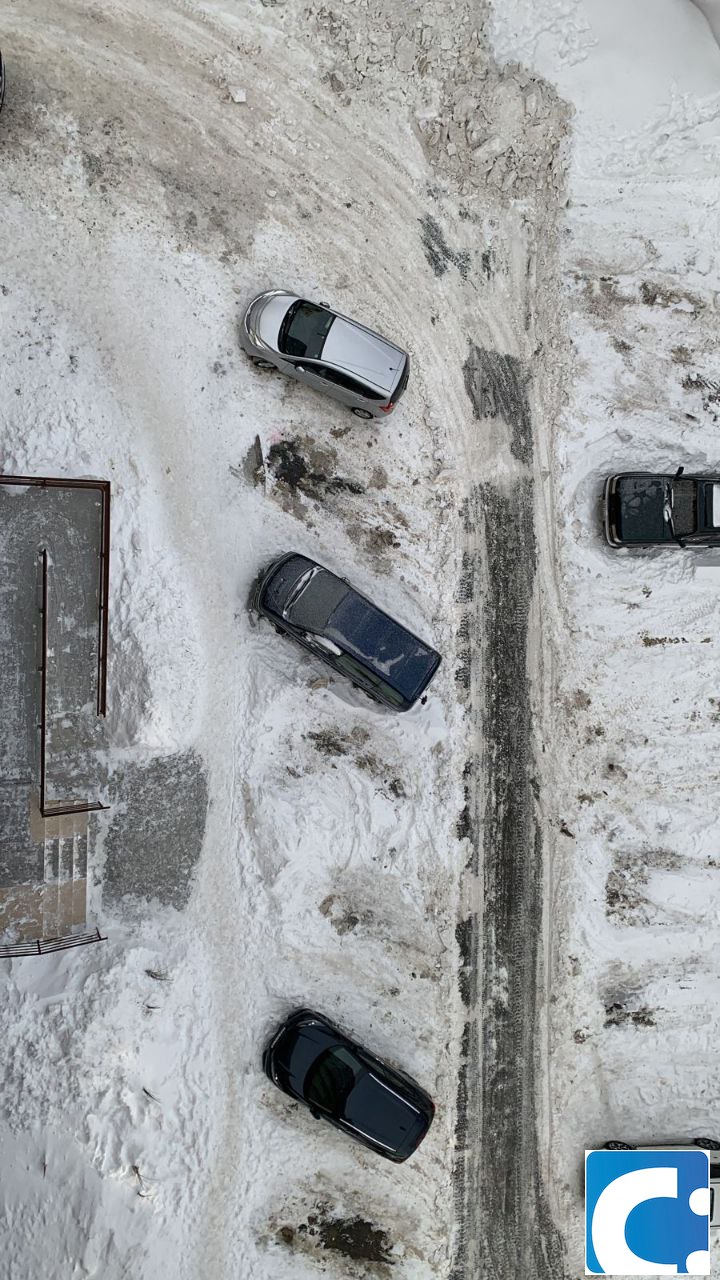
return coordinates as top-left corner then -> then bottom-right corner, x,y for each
592,1166 -> 678,1275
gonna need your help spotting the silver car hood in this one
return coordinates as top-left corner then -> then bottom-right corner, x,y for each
255,293 -> 299,349
322,319 -> 405,395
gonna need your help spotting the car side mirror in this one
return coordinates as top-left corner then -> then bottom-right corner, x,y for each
295,365 -> 306,374
675,465 -> 685,479
309,1106 -> 321,1120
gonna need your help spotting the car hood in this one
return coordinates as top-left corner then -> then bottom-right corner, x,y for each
614,477 -> 671,544
261,554 -> 317,618
322,319 -> 405,395
254,293 -> 299,350
271,1020 -> 342,1095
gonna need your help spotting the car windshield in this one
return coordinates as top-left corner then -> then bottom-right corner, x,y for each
284,569 -> 349,631
325,592 -> 439,702
668,478 -> 697,537
278,301 -> 335,360
304,1046 -> 363,1116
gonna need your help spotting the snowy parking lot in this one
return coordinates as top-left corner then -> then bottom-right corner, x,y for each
1,1 -> 719,1278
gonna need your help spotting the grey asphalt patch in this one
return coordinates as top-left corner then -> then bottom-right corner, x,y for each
463,347 -> 533,466
452,478 -> 564,1279
103,750 -> 208,909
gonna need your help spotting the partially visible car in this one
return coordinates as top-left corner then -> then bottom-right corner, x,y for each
239,290 -> 409,419
251,552 -> 441,711
604,467 -> 720,547
0,50 -> 5,113
263,1008 -> 435,1162
602,1138 -> 720,1227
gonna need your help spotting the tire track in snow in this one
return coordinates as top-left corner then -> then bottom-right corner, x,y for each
453,354 -> 565,1279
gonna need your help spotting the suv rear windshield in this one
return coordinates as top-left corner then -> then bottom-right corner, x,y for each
672,478 -> 697,537
326,592 -> 439,703
278,301 -> 335,360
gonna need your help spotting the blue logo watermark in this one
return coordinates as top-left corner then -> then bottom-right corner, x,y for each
585,1149 -> 710,1275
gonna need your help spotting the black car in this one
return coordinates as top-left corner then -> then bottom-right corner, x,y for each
604,468 -> 720,547
252,553 -> 441,711
263,1008 -> 435,1162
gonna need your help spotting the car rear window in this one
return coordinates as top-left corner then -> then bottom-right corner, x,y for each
325,592 -> 440,703
317,366 -> 384,399
278,301 -> 335,360
711,484 -> 720,527
342,1071 -> 423,1149
672,478 -> 697,537
394,357 -> 409,400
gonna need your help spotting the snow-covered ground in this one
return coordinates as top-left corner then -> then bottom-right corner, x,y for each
0,2 -> 479,1276
1,0 -> 719,1277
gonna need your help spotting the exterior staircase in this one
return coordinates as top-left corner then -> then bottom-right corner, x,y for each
42,828 -> 88,939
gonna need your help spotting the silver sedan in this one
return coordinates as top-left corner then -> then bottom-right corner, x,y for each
239,290 -> 409,419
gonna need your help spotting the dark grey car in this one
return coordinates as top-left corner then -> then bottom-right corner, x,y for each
263,1008 -> 435,1162
239,290 -> 409,419
604,468 -> 720,547
252,553 -> 441,710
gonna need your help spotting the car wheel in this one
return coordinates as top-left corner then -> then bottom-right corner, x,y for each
694,1137 -> 720,1150
352,407 -> 373,420
603,1141 -> 635,1150
253,358 -> 274,370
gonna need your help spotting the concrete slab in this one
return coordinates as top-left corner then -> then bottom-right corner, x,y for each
0,480 -> 107,940
104,750 -> 208,910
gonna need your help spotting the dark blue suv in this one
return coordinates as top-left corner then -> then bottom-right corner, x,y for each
251,553 -> 441,711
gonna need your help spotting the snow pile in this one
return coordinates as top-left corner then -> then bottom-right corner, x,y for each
0,913 -> 215,1280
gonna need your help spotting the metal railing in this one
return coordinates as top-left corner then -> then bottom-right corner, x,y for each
0,927 -> 107,959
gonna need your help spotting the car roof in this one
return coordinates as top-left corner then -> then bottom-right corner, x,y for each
321,317 -> 406,395
325,589 -> 440,702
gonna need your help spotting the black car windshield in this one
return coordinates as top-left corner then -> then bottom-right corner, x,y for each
342,1071 -> 422,1149
304,1046 -> 363,1116
670,478 -> 697,537
284,569 -> 349,631
325,593 -> 439,702
278,301 -> 335,360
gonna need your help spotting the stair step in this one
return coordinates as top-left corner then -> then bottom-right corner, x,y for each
59,836 -> 73,881
72,831 -> 88,929
56,836 -> 74,935
42,836 -> 60,939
